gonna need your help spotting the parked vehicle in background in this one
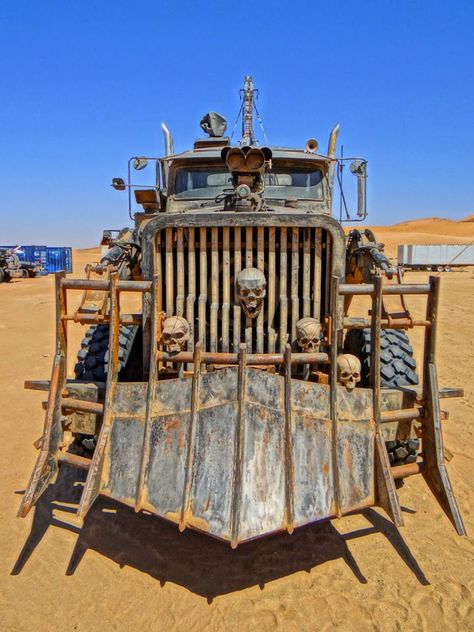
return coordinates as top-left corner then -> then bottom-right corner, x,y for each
398,243 -> 474,271
0,247 -> 43,282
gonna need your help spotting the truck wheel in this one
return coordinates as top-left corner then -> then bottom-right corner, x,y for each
0,268 -> 4,283
343,328 -> 419,388
343,328 -> 419,467
73,324 -> 142,454
74,324 -> 142,382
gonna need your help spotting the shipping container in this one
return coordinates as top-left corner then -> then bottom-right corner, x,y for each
398,244 -> 474,269
45,247 -> 73,273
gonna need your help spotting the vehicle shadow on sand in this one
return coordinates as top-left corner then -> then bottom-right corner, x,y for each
12,467 -> 429,600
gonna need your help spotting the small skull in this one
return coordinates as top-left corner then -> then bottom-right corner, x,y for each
236,267 -> 266,319
296,317 -> 322,352
336,354 -> 361,391
162,316 -> 190,353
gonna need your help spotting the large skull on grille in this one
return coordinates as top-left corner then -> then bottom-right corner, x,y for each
295,317 -> 322,352
336,354 -> 361,391
236,267 -> 266,318
162,316 -> 190,353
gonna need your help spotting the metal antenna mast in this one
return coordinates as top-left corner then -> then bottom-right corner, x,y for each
240,75 -> 255,145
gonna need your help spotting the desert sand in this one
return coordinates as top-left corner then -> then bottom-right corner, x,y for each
0,217 -> 473,631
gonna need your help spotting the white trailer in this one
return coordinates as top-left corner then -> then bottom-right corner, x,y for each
397,244 -> 474,269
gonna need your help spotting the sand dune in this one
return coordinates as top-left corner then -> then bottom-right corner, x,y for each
1,217 -> 473,631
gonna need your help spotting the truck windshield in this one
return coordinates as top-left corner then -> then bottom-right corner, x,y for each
173,165 -> 324,200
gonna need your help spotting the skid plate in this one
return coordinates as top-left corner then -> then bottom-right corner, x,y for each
100,368 -> 375,545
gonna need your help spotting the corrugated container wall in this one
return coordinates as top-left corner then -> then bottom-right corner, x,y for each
45,247 -> 73,273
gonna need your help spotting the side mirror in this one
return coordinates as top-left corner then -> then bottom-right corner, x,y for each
133,157 -> 148,171
112,177 -> 126,191
350,160 -> 367,218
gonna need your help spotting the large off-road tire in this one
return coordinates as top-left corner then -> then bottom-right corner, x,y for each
74,323 -> 142,382
343,327 -> 419,467
343,328 -> 419,388
72,324 -> 142,454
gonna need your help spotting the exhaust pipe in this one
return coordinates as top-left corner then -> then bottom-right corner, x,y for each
161,123 -> 174,157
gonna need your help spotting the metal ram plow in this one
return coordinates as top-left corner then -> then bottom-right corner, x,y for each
19,271 -> 465,546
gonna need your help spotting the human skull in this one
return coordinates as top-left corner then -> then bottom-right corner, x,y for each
236,267 -> 266,318
296,317 -> 322,352
336,354 -> 361,391
162,316 -> 190,353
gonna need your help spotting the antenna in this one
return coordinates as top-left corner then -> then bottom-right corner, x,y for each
240,76 -> 255,145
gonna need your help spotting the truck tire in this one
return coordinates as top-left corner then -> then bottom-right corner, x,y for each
343,328 -> 419,467
72,324 -> 142,454
0,268 -> 4,283
343,328 -> 419,388
74,323 -> 141,382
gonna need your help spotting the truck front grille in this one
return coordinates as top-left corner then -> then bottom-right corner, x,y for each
154,226 -> 329,353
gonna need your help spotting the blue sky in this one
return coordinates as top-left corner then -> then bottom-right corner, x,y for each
1,0 -> 473,246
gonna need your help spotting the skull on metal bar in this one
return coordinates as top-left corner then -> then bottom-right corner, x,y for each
236,267 -> 266,319
295,317 -> 322,352
336,354 -> 361,391
162,315 -> 190,353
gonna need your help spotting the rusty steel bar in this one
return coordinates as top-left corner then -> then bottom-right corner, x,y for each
198,228 -> 207,349
222,227 -> 231,352
256,226 -> 265,353
233,226 -> 242,353
156,231 -> 163,315
77,273 -> 120,521
179,342 -> 202,531
176,227 -> 185,317
24,380 -> 50,392
135,275 -> 160,512
156,350 -> 329,365
245,226 -> 253,351
290,228 -> 299,343
313,228 -> 322,321
60,279 -> 152,292
380,408 -> 422,423
303,228 -> 311,317
344,317 -> 430,329
230,344 -> 247,549
210,227 -> 219,353
61,398 -> 103,416
392,461 -> 425,480
371,275 -> 404,527
279,228 -> 288,353
62,313 -> 142,326
284,344 -> 295,534
267,226 -> 276,352
165,227 -> 174,317
186,227 -> 196,362
329,275 -> 342,517
339,283 -> 431,296
58,451 -> 91,471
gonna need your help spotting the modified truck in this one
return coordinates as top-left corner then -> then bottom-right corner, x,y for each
20,77 -> 465,549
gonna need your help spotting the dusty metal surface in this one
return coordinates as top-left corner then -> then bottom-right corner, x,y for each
97,367 -> 375,545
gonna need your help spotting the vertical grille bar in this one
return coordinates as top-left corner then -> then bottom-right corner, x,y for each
279,228 -> 288,353
267,227 -> 276,352
176,228 -> 185,317
290,228 -> 300,343
303,228 -> 311,317
222,227 -> 230,352
233,227 -> 242,352
198,228 -> 207,348
245,227 -> 253,267
165,227 -> 174,316
313,228 -> 322,321
155,234 -> 163,315
186,228 -> 196,355
256,227 -> 265,353
245,227 -> 253,351
210,227 -> 219,352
